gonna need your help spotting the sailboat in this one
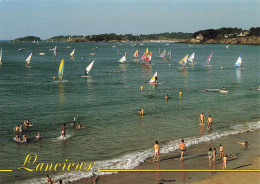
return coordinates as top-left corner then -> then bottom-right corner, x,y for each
53,46 -> 58,56
0,48 -> 2,64
133,50 -> 139,61
188,52 -> 195,63
25,53 -> 32,65
141,51 -> 147,61
179,54 -> 189,68
159,49 -> 166,58
168,50 -> 172,59
70,49 -> 75,57
82,61 -> 95,77
234,54 -> 243,69
149,71 -> 158,84
226,45 -> 229,49
145,52 -> 152,64
119,53 -> 126,63
58,59 -> 64,81
206,53 -> 213,66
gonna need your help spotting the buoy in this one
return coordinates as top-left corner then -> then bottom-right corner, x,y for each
141,86 -> 143,91
179,92 -> 182,97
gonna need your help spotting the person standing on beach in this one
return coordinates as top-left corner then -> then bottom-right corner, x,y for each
208,148 -> 213,165
219,145 -> 224,159
207,115 -> 213,129
46,174 -> 53,184
179,139 -> 186,161
61,124 -> 66,137
153,141 -> 160,162
199,112 -> 205,125
212,148 -> 217,164
223,154 -> 227,169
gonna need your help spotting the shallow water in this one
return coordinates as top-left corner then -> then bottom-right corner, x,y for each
0,41 -> 259,183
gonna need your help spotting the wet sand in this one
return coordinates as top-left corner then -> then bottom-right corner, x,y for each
69,129 -> 260,184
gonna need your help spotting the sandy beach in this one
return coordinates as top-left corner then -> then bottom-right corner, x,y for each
69,128 -> 260,184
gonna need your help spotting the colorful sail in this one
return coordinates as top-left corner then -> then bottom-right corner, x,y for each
159,49 -> 166,58
70,49 -> 75,57
188,52 -> 195,63
149,71 -> 158,83
179,54 -> 188,67
145,48 -> 149,54
25,53 -> 32,65
141,52 -> 147,61
133,50 -> 139,58
146,52 -> 152,63
206,53 -> 213,65
86,61 -> 94,75
0,48 -> 2,64
119,53 -> 126,63
58,59 -> 64,81
234,54 -> 242,68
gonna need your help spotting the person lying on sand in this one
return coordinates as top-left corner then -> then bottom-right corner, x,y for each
237,141 -> 248,149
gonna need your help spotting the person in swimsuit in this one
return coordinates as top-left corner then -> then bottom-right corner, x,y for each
219,144 -> 224,159
223,154 -> 227,169
208,148 -> 213,165
179,139 -> 186,161
36,132 -> 41,139
141,108 -> 144,115
24,120 -> 28,127
212,148 -> 217,164
199,112 -> 205,125
46,174 -> 53,184
76,123 -> 82,129
165,95 -> 169,100
237,141 -> 248,149
17,135 -> 22,143
61,124 -> 66,137
13,134 -> 19,141
207,115 -> 213,129
19,124 -> 23,132
22,135 -> 27,143
72,118 -> 76,127
153,141 -> 160,162
138,109 -> 142,115
14,125 -> 19,132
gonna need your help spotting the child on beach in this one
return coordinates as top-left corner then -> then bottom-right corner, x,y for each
153,141 -> 160,162
207,148 -> 213,165
219,145 -> 224,159
179,139 -> 186,161
223,154 -> 228,169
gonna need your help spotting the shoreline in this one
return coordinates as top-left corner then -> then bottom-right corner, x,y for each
68,128 -> 260,184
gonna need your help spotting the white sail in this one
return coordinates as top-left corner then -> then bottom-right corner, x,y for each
119,53 -> 126,63
0,48 -> 2,63
53,46 -> 57,56
159,49 -> 166,57
234,54 -> 242,68
188,52 -> 195,63
26,53 -> 32,65
70,49 -> 75,57
149,71 -> 158,83
86,61 -> 95,75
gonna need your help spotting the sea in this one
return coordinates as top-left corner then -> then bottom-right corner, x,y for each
0,41 -> 259,183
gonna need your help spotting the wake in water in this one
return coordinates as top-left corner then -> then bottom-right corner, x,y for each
51,132 -> 72,142
20,121 -> 260,184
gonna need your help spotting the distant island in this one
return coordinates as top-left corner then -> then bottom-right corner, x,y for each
12,27 -> 260,45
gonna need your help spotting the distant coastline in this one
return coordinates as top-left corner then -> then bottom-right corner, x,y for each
11,27 -> 260,45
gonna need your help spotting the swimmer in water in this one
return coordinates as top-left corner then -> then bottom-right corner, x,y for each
19,124 -> 23,132
36,132 -> 41,139
61,124 -> 66,137
199,112 -> 205,125
207,115 -> 213,129
165,94 -> 169,100
72,118 -> 76,127
76,123 -> 82,129
14,125 -> 19,132
153,141 -> 160,162
22,135 -> 27,143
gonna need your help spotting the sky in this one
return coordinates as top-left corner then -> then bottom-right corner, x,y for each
0,0 -> 259,40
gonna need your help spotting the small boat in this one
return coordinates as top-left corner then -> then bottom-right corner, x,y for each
70,49 -> 75,57
145,52 -> 152,64
119,53 -> 126,63
149,71 -> 158,84
159,49 -> 166,58
25,53 -> 32,65
82,61 -> 94,77
234,54 -> 243,69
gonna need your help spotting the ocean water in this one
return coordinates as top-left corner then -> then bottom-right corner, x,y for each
0,41 -> 259,183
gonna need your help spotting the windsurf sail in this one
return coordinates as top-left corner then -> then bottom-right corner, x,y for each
141,52 -> 147,61
0,48 -> 2,64
206,53 -> 213,65
226,45 -> 229,49
119,53 -> 126,63
145,48 -> 148,54
146,52 -> 152,63
159,49 -> 166,58
234,54 -> 242,68
85,61 -> 94,75
168,50 -> 172,59
70,49 -> 75,57
149,71 -> 158,83
53,46 -> 57,56
58,59 -> 64,81
179,54 -> 188,67
133,50 -> 138,58
188,52 -> 195,63
25,53 -> 32,65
